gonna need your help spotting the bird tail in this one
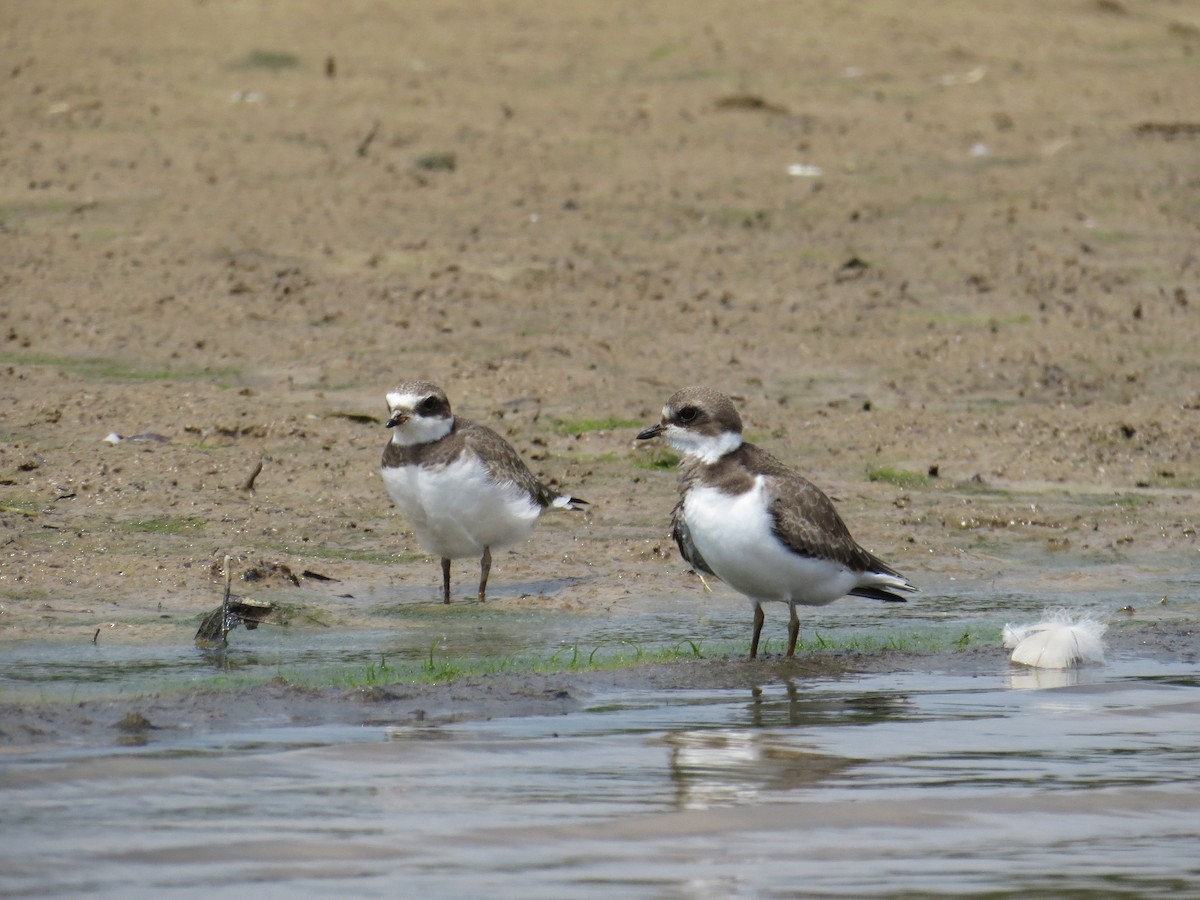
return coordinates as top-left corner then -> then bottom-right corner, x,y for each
551,494 -> 588,512
850,563 -> 917,603
850,586 -> 910,603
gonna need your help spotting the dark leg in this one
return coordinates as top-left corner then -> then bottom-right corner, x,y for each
477,546 -> 491,603
750,603 -> 765,659
787,602 -> 799,657
440,558 -> 452,604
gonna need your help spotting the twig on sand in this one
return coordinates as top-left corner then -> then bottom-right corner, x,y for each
195,556 -> 284,648
242,460 -> 263,492
220,555 -> 233,645
357,120 -> 381,158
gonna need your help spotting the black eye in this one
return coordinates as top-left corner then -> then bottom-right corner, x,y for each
678,406 -> 699,423
419,396 -> 440,413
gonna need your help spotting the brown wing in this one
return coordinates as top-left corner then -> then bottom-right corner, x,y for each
729,444 -> 877,572
766,475 -> 877,571
457,418 -> 558,507
671,500 -> 716,576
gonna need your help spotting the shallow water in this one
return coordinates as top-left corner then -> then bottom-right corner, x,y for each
2,657 -> 1199,895
1,570 -> 1198,897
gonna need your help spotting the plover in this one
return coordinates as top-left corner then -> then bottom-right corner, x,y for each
381,381 -> 587,603
638,387 -> 915,659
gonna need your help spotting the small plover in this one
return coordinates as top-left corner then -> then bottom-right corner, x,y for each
381,381 -> 587,603
638,387 -> 915,658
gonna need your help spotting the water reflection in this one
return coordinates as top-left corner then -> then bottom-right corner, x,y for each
743,679 -> 912,729
662,728 -> 854,809
1006,663 -> 1106,691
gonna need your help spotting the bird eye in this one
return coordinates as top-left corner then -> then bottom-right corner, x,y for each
678,406 -> 699,423
419,396 -> 439,413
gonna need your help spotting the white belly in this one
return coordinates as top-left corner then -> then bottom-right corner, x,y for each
683,480 -> 858,606
381,455 -> 542,559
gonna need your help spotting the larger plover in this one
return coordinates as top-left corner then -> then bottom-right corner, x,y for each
381,381 -> 587,603
638,386 -> 915,658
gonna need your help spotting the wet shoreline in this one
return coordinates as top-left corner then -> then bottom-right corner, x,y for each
3,616 -> 1194,752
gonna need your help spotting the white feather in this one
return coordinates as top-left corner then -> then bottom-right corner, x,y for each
1002,609 -> 1107,669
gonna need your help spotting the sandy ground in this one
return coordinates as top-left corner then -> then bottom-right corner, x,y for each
2,1 -> 1198,741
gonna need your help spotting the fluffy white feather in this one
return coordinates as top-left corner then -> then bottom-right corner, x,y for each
1002,609 -> 1107,669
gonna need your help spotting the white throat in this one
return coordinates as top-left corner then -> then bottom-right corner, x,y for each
391,414 -> 454,447
665,427 -> 742,464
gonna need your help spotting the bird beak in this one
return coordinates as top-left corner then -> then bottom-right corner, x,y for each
386,412 -> 409,429
636,422 -> 664,441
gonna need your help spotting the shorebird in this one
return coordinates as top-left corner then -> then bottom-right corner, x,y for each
381,381 -> 586,602
638,386 -> 915,658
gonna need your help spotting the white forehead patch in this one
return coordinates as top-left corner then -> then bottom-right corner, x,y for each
386,391 -> 426,411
